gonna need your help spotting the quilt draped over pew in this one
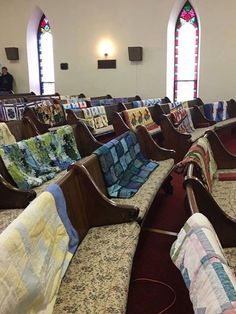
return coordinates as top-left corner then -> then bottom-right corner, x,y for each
94,131 -> 159,198
0,122 -> 16,145
170,104 -> 195,134
123,107 -> 160,133
82,106 -> 109,130
170,213 -> 236,314
0,184 -> 79,314
132,98 -> 162,108
34,100 -> 66,126
0,125 -> 81,190
177,137 -> 217,191
203,101 -> 229,122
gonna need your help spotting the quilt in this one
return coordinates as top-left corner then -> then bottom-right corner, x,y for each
203,101 -> 229,122
177,137 -> 217,191
82,106 -> 109,129
94,131 -> 159,198
90,99 -> 114,106
123,107 -> 159,132
0,184 -> 79,314
170,213 -> 236,314
34,100 -> 66,126
0,125 -> 81,190
132,98 -> 162,108
170,104 -> 195,133
0,122 -> 16,145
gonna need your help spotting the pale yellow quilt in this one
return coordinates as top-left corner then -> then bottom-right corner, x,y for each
0,122 -> 16,145
0,191 -> 74,314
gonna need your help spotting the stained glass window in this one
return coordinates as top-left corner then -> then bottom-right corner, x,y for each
38,15 -> 55,95
174,1 -> 199,102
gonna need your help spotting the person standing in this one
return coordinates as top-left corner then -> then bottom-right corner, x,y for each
0,67 -> 14,94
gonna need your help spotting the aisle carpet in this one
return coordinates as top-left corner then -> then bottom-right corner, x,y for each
126,130 -> 236,314
126,173 -> 193,314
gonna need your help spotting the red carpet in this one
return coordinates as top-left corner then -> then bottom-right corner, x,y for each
217,128 -> 236,154
127,230 -> 193,314
127,173 -> 193,314
144,174 -> 189,233
126,130 -> 236,314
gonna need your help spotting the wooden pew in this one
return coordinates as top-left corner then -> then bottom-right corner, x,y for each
0,122 -> 101,209
0,166 -> 140,313
112,105 -> 164,145
66,103 -> 126,142
183,130 -> 236,248
160,106 -> 215,162
72,126 -> 175,223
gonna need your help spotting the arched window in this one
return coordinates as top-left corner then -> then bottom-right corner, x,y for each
174,1 -> 199,102
38,15 -> 55,94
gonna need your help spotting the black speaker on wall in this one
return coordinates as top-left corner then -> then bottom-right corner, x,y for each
60,63 -> 69,70
128,46 -> 143,61
5,47 -> 19,60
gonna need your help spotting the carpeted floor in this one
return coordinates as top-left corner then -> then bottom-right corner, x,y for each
126,173 -> 194,314
126,129 -> 236,314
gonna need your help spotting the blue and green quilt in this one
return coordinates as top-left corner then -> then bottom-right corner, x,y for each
0,125 -> 81,190
94,131 -> 159,198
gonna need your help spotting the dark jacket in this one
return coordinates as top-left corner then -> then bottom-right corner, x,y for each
0,73 -> 13,92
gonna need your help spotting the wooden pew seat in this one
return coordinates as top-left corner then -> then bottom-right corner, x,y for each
54,221 -> 140,313
0,167 -> 140,313
112,158 -> 174,219
160,106 -> 216,162
73,126 -> 175,222
0,208 -> 24,233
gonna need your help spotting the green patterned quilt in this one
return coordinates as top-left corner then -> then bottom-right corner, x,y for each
0,125 -> 81,190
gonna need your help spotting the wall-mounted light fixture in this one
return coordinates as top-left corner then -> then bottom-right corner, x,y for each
97,39 -> 114,59
97,38 -> 116,69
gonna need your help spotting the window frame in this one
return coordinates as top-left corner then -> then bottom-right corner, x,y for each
173,1 -> 199,102
37,14 -> 55,95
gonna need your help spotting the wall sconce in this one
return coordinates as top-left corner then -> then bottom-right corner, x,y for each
98,39 -> 114,59
97,38 -> 116,69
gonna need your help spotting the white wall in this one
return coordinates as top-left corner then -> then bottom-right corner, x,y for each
195,0 -> 236,102
0,0 -> 236,102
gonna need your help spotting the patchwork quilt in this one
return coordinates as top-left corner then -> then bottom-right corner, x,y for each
63,101 -> 87,110
203,101 -> 229,122
0,103 -> 28,121
0,125 -> 81,190
94,131 -> 159,198
82,106 -> 108,129
34,100 -> 66,126
123,107 -> 159,132
0,184 -> 79,314
170,213 -> 236,314
90,99 -> 114,106
62,96 -> 88,110
177,137 -> 217,191
132,98 -> 162,108
170,104 -> 195,133
0,100 -> 44,122
0,123 -> 16,145
113,97 -> 128,104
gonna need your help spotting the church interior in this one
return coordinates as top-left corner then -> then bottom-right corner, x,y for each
0,0 -> 236,313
